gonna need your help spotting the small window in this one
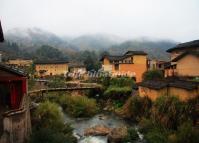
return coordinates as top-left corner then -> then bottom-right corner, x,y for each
115,64 -> 119,71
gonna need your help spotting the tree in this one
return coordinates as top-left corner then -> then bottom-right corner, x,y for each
34,45 -> 67,61
142,70 -> 164,81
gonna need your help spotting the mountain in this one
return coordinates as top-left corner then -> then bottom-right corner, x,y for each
5,27 -> 75,51
108,40 -> 177,61
69,34 -> 125,50
3,27 -> 177,60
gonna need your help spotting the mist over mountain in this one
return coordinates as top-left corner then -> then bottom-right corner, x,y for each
3,27 -> 177,60
108,40 -> 177,60
69,34 -> 125,50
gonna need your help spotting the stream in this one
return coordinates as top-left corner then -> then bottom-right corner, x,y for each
63,112 -> 144,143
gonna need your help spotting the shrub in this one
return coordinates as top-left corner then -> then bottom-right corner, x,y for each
129,96 -> 152,120
142,70 -> 164,81
118,96 -> 152,120
182,97 -> 199,125
30,101 -> 77,143
139,118 -> 154,134
122,127 -> 139,143
47,76 -> 65,88
152,95 -> 183,129
33,101 -> 64,130
29,127 -> 76,143
109,77 -> 135,87
176,121 -> 199,143
59,95 -> 98,117
103,86 -> 132,100
145,128 -> 168,143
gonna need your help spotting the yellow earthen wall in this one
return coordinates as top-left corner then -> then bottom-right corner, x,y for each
35,63 -> 68,76
102,55 -> 147,82
169,87 -> 198,101
8,59 -> 33,66
139,86 -> 199,102
139,86 -> 167,101
176,55 -> 199,77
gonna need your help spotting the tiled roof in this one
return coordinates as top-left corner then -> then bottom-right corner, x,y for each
138,79 -> 199,90
68,63 -> 85,68
124,51 -> 147,56
0,64 -> 27,77
172,51 -> 199,62
100,50 -> 147,62
167,40 -> 199,52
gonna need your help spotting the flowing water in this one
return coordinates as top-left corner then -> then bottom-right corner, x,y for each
63,112 -> 143,143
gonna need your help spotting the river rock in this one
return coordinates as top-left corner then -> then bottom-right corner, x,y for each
84,125 -> 111,136
107,127 -> 127,143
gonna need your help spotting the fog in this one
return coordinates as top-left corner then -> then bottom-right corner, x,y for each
1,0 -> 199,42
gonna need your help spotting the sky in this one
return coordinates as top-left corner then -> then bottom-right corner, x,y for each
0,0 -> 199,42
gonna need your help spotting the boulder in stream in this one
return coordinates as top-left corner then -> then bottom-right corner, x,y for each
84,125 -> 112,136
107,127 -> 127,143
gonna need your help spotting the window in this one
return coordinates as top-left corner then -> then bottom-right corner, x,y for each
131,57 -> 133,63
115,64 -> 119,71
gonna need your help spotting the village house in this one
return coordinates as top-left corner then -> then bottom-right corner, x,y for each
138,79 -> 199,101
100,51 -> 147,82
35,60 -> 69,77
147,59 -> 167,71
69,63 -> 87,74
0,23 -> 31,143
6,58 -> 33,68
165,40 -> 199,77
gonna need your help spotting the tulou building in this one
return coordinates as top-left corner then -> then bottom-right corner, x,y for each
35,60 -> 69,77
165,40 -> 199,77
138,79 -> 199,101
138,40 -> 199,102
6,59 -> 33,69
100,51 -> 147,82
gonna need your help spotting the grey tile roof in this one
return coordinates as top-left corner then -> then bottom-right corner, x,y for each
138,79 -> 199,90
167,40 -> 199,52
100,50 -> 147,62
0,63 -> 27,77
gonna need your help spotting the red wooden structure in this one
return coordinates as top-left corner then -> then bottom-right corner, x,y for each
0,20 -> 4,42
0,64 -> 27,109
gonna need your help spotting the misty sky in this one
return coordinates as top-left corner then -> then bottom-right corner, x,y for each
0,0 -> 199,42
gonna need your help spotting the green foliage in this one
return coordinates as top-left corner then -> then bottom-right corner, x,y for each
139,118 -> 155,134
47,76 -> 66,88
59,95 -> 98,117
33,101 -> 64,130
122,128 -> 139,143
129,96 -> 152,120
109,77 -> 135,87
104,86 -> 132,99
34,45 -> 67,61
102,77 -> 134,101
29,127 -> 76,143
145,128 -> 168,143
152,95 -> 183,129
30,101 -> 76,143
77,50 -> 100,71
182,97 -> 199,123
28,78 -> 36,90
142,70 -> 164,81
175,121 -> 199,143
